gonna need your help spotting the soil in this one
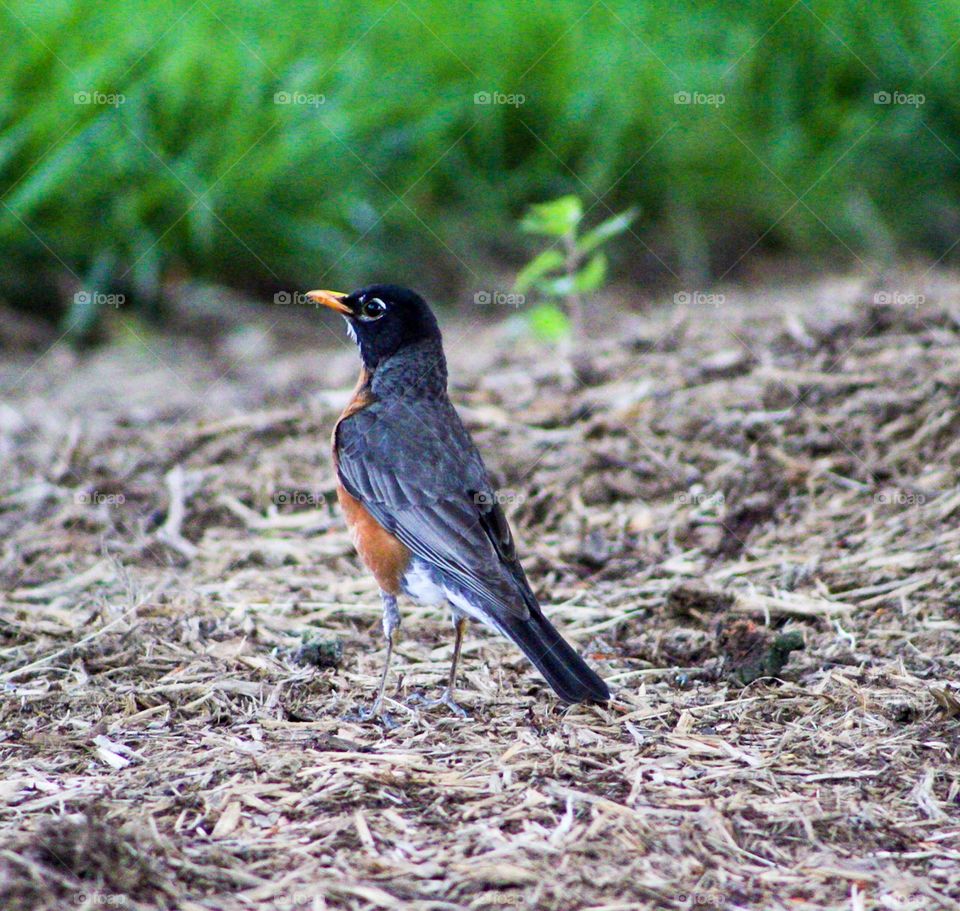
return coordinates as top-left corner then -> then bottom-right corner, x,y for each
1,272 -> 959,910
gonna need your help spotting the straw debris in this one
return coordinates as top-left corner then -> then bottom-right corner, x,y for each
1,275 -> 958,909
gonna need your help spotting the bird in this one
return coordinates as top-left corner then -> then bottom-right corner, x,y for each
305,283 -> 609,716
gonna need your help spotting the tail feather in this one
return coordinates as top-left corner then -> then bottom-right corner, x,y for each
497,608 -> 609,703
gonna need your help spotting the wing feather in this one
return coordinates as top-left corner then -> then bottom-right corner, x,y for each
336,397 -> 533,619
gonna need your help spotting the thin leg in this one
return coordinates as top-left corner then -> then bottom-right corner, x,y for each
443,615 -> 468,705
367,592 -> 400,718
409,614 -> 470,717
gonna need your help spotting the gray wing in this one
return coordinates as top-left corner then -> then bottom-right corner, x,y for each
335,396 -> 534,619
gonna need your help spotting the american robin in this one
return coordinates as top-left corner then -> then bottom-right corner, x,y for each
305,284 -> 609,715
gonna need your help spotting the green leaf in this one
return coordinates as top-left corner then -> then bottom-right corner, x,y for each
577,207 -> 638,254
527,302 -> 571,341
537,273 -> 575,297
514,249 -> 564,292
574,252 -> 607,293
520,195 -> 583,237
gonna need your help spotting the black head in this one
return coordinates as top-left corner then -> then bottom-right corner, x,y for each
306,283 -> 441,370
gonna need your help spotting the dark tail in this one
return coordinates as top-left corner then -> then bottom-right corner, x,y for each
497,608 -> 609,703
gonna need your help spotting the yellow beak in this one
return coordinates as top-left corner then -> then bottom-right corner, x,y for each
305,289 -> 351,313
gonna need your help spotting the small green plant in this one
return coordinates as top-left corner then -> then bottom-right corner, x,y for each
514,195 -> 636,344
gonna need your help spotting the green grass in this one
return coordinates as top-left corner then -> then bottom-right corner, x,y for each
2,0 -> 959,326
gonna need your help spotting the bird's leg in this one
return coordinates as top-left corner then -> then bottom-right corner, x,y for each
365,591 -> 400,719
409,613 -> 470,717
441,614 -> 469,712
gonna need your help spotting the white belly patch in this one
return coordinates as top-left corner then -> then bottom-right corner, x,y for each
401,561 -> 447,606
401,561 -> 494,628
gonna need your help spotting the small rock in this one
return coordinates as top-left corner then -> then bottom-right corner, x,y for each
292,634 -> 344,669
578,528 -> 612,567
715,619 -> 804,685
580,474 -> 612,506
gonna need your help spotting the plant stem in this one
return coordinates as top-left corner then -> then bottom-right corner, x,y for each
562,230 -> 590,380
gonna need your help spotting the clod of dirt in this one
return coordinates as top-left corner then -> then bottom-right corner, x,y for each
658,626 -> 714,665
665,584 -> 735,621
715,492 -> 778,556
623,314 -> 687,352
930,684 -> 960,718
576,528 -> 615,567
715,619 -> 804,685
292,633 -> 344,669
887,702 -> 920,724
690,348 -> 754,382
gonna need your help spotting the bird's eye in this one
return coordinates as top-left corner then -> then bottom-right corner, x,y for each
359,297 -> 387,321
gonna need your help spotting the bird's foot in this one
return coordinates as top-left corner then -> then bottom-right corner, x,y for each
407,689 -> 469,718
343,702 -> 400,729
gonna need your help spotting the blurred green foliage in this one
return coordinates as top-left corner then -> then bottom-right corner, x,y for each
516,195 -> 636,340
2,0 -> 959,323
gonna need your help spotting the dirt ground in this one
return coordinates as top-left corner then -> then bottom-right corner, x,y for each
1,273 -> 959,911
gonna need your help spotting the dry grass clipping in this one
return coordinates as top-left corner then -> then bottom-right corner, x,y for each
1,273 -> 959,910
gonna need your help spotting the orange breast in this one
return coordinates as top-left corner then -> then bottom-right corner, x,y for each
332,366 -> 410,595
337,482 -> 410,595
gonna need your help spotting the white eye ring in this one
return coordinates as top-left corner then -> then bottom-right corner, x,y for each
359,297 -> 387,321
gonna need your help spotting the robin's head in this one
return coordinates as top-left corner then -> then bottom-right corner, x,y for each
306,284 -> 441,370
